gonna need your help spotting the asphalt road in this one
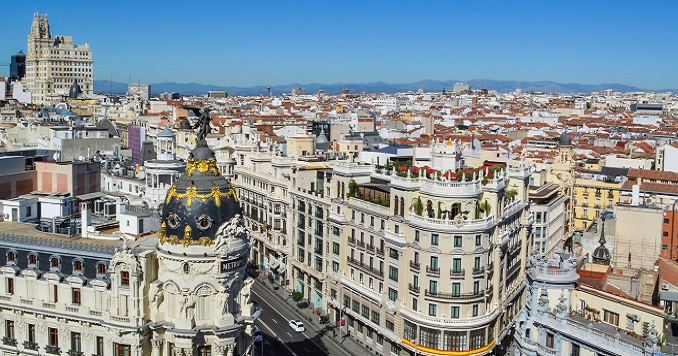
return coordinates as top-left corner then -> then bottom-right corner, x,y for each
251,281 -> 346,356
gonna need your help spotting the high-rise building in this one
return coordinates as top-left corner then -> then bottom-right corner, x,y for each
9,51 -> 26,81
25,13 -> 93,105
128,84 -> 151,101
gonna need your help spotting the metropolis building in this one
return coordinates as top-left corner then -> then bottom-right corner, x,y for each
0,113 -> 258,356
25,13 -> 94,105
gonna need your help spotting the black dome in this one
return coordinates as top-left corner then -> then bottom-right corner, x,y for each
69,79 -> 82,99
558,132 -> 572,146
159,145 -> 241,247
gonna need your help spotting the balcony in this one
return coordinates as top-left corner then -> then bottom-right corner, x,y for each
449,269 -> 465,278
46,345 -> 61,355
410,261 -> 420,271
425,289 -> 484,300
472,267 -> 485,276
420,175 -> 483,198
69,351 -> 84,356
348,237 -> 356,246
23,341 -> 39,350
408,284 -> 420,293
426,266 -> 440,277
366,244 -> 375,253
314,247 -> 323,255
356,240 -> 366,250
347,257 -> 384,279
409,213 -> 494,233
376,248 -> 385,257
2,337 -> 17,346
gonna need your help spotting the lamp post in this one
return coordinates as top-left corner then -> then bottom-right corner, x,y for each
413,336 -> 418,356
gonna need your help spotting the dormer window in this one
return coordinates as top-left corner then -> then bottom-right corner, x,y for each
73,260 -> 83,273
6,251 -> 15,264
28,254 -> 37,267
50,257 -> 60,269
96,263 -> 107,277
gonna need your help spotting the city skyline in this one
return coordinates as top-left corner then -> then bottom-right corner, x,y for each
2,1 -> 678,90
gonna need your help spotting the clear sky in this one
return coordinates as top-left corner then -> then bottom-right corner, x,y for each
2,1 -> 677,89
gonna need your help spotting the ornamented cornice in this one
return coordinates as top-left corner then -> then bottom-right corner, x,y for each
185,157 -> 219,177
165,185 -> 238,207
157,224 -> 214,247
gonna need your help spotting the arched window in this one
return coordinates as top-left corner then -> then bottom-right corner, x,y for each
96,263 -> 107,276
394,195 -> 399,215
50,256 -> 60,269
28,254 -> 37,266
73,260 -> 83,273
6,251 -> 15,263
426,200 -> 434,218
400,197 -> 405,216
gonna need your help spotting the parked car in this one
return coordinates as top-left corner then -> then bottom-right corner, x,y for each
288,320 -> 305,332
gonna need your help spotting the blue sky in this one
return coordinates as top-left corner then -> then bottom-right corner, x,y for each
2,1 -> 677,89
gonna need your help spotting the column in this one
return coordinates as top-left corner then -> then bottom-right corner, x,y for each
151,339 -> 163,356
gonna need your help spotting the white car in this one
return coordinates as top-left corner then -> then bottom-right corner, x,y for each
288,320 -> 305,332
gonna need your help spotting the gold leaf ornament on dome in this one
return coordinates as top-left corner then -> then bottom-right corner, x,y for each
165,185 -> 238,207
185,157 -> 219,177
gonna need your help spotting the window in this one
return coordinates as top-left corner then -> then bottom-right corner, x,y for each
451,283 -> 461,296
6,278 -> 13,295
96,336 -> 104,355
389,266 -> 399,281
603,309 -> 619,326
71,332 -> 82,351
72,288 -> 81,305
444,331 -> 467,351
475,235 -> 481,246
332,261 -> 339,272
429,303 -> 437,316
391,343 -> 400,354
28,324 -> 36,343
386,320 -> 395,331
377,334 -> 384,345
6,251 -> 15,263
473,304 -> 479,317
430,256 -> 439,270
570,343 -> 580,356
333,242 -> 340,255
197,346 -> 211,356
29,254 -> 37,266
97,263 -> 107,276
415,230 -> 420,242
412,297 -> 418,311
362,305 -> 369,318
114,343 -> 131,356
120,271 -> 130,286
5,320 -> 14,339
420,326 -> 441,349
545,332 -> 554,348
49,327 -> 59,347
469,329 -> 485,349
431,234 -> 439,246
51,257 -> 60,269
451,306 -> 460,318
73,260 -> 83,273
454,236 -> 462,247
371,310 -> 380,324
452,258 -> 462,272
389,248 -> 399,260
388,288 -> 398,302
352,300 -> 360,312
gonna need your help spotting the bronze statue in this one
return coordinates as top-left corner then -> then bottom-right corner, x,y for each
186,107 -> 211,145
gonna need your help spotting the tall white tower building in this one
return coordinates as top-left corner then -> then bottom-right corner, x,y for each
25,13 -> 93,105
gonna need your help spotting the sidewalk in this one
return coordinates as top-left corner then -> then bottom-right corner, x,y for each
255,274 -> 371,356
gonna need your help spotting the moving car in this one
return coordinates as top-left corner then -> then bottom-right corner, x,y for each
288,320 -> 305,332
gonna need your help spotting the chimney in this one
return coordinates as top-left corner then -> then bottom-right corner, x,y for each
632,184 -> 640,206
80,202 -> 91,238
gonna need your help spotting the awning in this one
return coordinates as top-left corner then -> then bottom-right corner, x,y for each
660,291 -> 678,302
76,192 -> 105,201
268,259 -> 280,270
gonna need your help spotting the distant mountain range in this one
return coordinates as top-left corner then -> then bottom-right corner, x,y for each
94,79 -> 677,96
